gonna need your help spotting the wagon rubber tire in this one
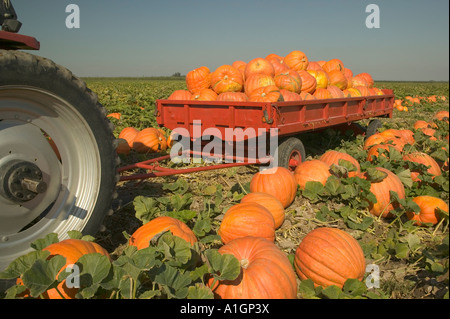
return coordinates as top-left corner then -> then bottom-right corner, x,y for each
0,50 -> 118,273
277,136 -> 306,172
365,119 -> 382,139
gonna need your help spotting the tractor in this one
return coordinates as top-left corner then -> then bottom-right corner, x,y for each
0,0 -> 117,273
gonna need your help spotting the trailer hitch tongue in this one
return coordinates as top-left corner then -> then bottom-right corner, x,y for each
0,160 -> 47,202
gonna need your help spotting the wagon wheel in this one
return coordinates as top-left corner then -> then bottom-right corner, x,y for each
365,119 -> 382,139
277,137 -> 306,172
0,50 -> 118,271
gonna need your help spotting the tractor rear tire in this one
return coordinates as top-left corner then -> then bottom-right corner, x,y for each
0,50 -> 118,272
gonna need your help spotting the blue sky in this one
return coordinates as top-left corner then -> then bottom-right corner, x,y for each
12,0 -> 449,80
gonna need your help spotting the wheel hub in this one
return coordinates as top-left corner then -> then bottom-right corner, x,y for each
0,160 -> 47,203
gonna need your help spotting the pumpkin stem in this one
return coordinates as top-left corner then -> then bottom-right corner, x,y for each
240,258 -> 250,269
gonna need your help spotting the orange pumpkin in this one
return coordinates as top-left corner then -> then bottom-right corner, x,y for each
210,65 -> 244,94
434,110 -> 449,122
361,167 -> 405,218
402,152 -> 442,182
40,239 -> 111,299
283,50 -> 309,71
294,227 -> 366,288
307,70 -> 329,89
274,69 -> 302,93
364,133 -> 388,150
248,85 -> 283,102
354,86 -> 370,96
406,196 -> 449,226
218,202 -> 275,244
116,138 -> 131,155
319,150 -> 361,177
107,112 -> 121,120
313,88 -> 333,100
244,57 -> 275,79
244,73 -> 276,95
209,236 -> 297,299
343,87 -> 362,97
168,90 -> 192,100
355,73 -> 374,88
366,144 -> 402,162
351,76 -> 369,88
191,88 -> 218,101
133,127 -> 167,153
217,92 -> 248,102
240,192 -> 285,229
186,66 -> 211,94
268,56 -> 290,75
306,61 -> 324,71
322,58 -> 345,73
300,92 -> 316,100
249,167 -> 298,208
280,89 -> 302,102
119,127 -> 140,149
294,159 -> 332,190
327,70 -> 348,90
327,85 -> 345,98
129,216 -> 198,249
297,70 -> 317,94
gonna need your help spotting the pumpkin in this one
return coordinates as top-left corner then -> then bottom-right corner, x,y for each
107,112 -> 121,120
351,76 -> 369,88
249,166 -> 298,208
434,110 -> 449,122
217,92 -> 248,102
355,73 -> 374,88
366,144 -> 402,162
248,85 -> 283,102
39,239 -> 111,299
300,92 -> 316,100
420,127 -> 437,140
343,88 -> 362,97
133,127 -> 167,153
210,65 -> 244,94
244,57 -> 275,79
274,69 -> 302,93
116,138 -> 131,155
119,127 -> 140,148
322,58 -> 345,73
268,56 -> 290,75
406,196 -> 449,226
297,70 -> 317,94
240,192 -> 285,229
168,90 -> 192,100
319,150 -> 361,177
279,89 -> 302,102
306,61 -> 324,71
327,85 -> 345,98
283,50 -> 309,71
265,53 -> 284,61
231,60 -> 247,75
327,70 -> 348,90
293,159 -> 332,190
313,88 -> 333,100
294,227 -> 366,288
354,86 -> 370,96
361,167 -> 405,218
191,88 -> 218,101
379,129 -> 415,145
186,66 -> 211,94
244,73 -> 276,95
364,133 -> 388,150
129,216 -> 198,249
402,152 -> 442,182
343,68 -> 354,80
307,70 -> 329,89
209,236 -> 297,299
414,120 -> 433,130
218,202 -> 275,244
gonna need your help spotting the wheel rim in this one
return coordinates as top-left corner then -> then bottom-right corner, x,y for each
288,150 -> 302,171
0,86 -> 102,270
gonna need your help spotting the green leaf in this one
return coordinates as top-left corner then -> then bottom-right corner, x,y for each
133,196 -> 160,224
343,279 -> 367,296
321,285 -> 344,299
397,169 -> 413,188
152,264 -> 192,299
298,279 -> 319,298
22,255 -> 66,298
30,233 -> 59,251
167,210 -> 197,223
365,167 -> 388,183
0,250 -> 50,280
77,253 -> 112,286
325,175 -> 342,196
205,249 -> 240,282
302,181 -> 325,202
395,243 -> 410,259
187,284 -> 214,299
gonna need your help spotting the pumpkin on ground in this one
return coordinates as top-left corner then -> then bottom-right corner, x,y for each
240,192 -> 285,229
119,127 -> 140,149
406,196 -> 449,226
361,167 -> 406,218
294,227 -> 366,288
294,159 -> 332,190
218,202 -> 275,244
249,167 -> 298,208
319,150 -> 361,177
133,127 -> 168,153
36,239 -> 111,299
209,236 -> 297,299
129,216 -> 198,249
402,152 -> 442,182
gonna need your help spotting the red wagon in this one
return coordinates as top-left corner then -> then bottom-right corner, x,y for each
119,91 -> 394,180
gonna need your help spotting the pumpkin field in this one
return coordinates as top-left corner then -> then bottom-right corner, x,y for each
1,73 -> 448,300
